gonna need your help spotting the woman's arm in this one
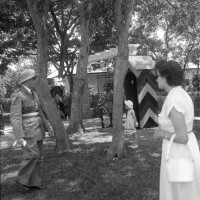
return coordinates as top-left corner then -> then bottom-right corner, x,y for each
131,110 -> 138,126
154,107 -> 188,144
169,107 -> 188,144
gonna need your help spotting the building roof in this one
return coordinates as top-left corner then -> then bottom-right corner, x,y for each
128,56 -> 155,70
48,44 -> 156,78
88,44 -> 155,70
88,44 -> 139,63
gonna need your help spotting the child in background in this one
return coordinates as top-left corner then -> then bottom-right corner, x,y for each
124,100 -> 138,148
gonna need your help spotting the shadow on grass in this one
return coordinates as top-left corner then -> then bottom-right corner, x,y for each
1,118 -> 199,199
1,132 -> 162,200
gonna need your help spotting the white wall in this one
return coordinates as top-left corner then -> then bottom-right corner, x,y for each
88,73 -> 113,93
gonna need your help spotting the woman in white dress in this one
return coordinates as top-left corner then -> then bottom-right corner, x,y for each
154,60 -> 200,200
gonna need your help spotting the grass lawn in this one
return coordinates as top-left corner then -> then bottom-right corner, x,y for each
1,118 -> 200,200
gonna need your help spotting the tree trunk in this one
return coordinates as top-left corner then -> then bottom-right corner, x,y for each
67,1 -> 91,134
196,49 -> 200,93
107,35 -> 129,160
26,0 -> 72,153
82,76 -> 90,119
107,0 -> 134,160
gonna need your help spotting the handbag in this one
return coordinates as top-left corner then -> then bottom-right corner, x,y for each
165,134 -> 194,183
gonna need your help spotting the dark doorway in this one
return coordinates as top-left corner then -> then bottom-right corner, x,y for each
124,70 -> 140,127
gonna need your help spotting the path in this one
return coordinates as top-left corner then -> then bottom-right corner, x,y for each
0,117 -> 153,149
1,117 -> 199,149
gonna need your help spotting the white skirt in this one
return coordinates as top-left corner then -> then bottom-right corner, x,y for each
160,132 -> 200,200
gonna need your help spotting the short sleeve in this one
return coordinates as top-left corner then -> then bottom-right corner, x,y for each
158,87 -> 194,132
165,93 -> 185,117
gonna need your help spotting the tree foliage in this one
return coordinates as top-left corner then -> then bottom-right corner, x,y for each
1,0 -> 199,77
0,0 -> 37,75
47,0 -> 80,86
47,0 -> 117,90
0,59 -> 35,98
129,0 -> 200,68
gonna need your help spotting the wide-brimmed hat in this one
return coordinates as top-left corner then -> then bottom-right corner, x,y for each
124,100 -> 133,109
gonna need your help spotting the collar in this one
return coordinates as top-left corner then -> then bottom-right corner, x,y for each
22,85 -> 32,94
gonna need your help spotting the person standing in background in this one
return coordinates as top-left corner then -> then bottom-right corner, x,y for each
10,69 -> 54,191
103,83 -> 113,128
98,83 -> 113,128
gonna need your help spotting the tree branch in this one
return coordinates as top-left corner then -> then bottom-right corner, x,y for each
165,0 -> 179,10
125,1 -> 135,32
183,42 -> 195,70
49,4 -> 62,37
113,0 -> 123,34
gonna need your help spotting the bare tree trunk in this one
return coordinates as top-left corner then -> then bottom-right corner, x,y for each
196,49 -> 200,93
107,0 -> 134,160
183,43 -> 195,71
26,0 -> 72,153
67,1 -> 91,134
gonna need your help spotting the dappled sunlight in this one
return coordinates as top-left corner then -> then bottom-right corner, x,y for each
149,153 -> 160,157
141,137 -> 152,141
56,179 -> 66,184
125,171 -> 136,177
121,166 -> 137,178
70,131 -> 113,145
101,167 -> 137,186
86,147 -> 96,152
121,165 -> 135,171
0,127 -> 15,149
68,146 -> 98,153
102,170 -> 122,184
132,149 -> 143,153
50,178 -> 82,193
51,164 -> 73,176
1,171 -> 18,182
135,154 -> 151,168
0,138 -> 15,149
68,147 -> 83,153
43,140 -> 55,145
64,179 -> 82,192
2,163 -> 19,171
84,127 -> 101,131
0,118 -> 181,199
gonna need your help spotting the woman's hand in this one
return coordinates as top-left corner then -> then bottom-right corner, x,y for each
13,138 -> 27,147
48,128 -> 54,138
154,127 -> 164,139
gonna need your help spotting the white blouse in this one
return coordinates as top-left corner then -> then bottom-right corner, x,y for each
158,86 -> 194,133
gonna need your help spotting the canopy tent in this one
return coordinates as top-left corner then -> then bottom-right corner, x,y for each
88,44 -> 155,70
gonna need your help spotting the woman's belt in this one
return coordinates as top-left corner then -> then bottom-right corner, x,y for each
22,112 -> 40,118
188,130 -> 193,134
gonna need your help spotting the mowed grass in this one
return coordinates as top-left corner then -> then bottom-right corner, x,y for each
1,119 -> 200,200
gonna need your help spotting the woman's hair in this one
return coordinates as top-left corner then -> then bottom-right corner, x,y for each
155,60 -> 184,86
